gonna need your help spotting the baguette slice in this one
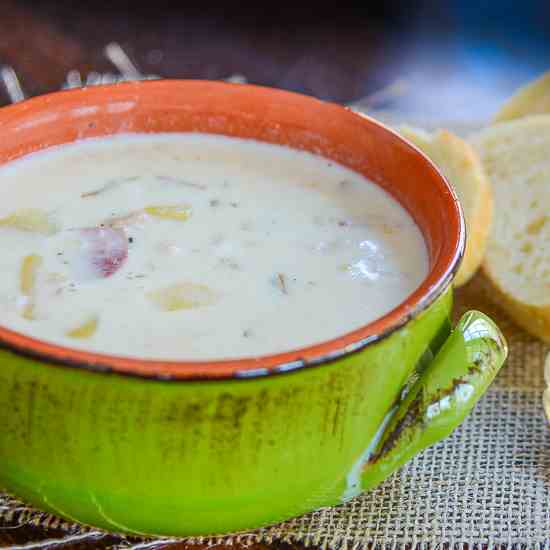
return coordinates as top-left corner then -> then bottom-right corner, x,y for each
471,116 -> 550,342
495,71 -> 550,123
399,126 -> 493,286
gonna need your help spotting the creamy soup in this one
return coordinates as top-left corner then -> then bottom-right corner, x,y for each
0,134 -> 428,360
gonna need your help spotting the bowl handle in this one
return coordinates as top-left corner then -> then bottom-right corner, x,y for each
360,310 -> 508,491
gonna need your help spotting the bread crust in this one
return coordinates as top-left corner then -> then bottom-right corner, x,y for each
482,261 -> 550,343
399,126 -> 493,286
495,71 -> 550,122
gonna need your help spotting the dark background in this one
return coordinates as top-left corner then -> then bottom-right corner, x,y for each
2,1 -> 550,120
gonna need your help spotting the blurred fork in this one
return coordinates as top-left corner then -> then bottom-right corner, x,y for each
62,42 -> 160,89
0,65 -> 25,102
1,44 -> 408,110
62,43 -> 248,89
0,42 -> 250,104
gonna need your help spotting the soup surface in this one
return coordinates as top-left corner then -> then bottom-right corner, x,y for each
0,133 -> 428,360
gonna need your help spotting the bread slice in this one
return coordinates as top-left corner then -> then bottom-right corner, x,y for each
471,116 -> 550,342
399,126 -> 493,286
494,71 -> 550,123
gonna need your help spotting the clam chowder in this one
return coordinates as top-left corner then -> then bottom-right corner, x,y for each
0,134 -> 428,360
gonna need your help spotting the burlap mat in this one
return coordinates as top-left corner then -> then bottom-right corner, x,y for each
2,271 -> 549,549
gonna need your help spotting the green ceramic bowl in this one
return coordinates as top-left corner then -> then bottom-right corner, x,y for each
0,81 -> 508,537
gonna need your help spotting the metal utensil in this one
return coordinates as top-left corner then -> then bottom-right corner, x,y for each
62,42 -> 160,89
2,42 -> 249,102
0,65 -> 25,103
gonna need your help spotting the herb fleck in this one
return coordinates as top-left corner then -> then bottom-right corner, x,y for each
210,234 -> 224,246
81,179 -> 120,198
126,272 -> 147,280
219,257 -> 241,270
155,175 -> 206,190
274,273 -> 289,295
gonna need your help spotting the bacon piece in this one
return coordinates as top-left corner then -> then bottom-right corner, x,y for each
74,227 -> 128,278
